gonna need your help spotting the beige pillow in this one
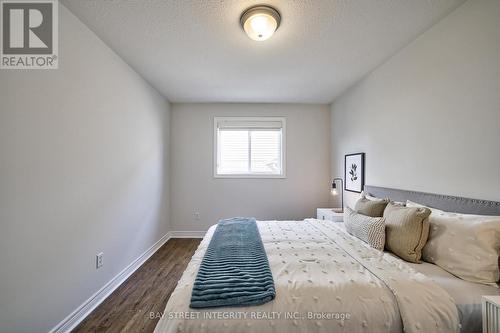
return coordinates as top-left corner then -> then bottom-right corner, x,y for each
354,194 -> 389,217
344,207 -> 386,251
407,200 -> 500,286
383,202 -> 431,263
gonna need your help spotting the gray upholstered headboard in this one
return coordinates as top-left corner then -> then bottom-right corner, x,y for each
364,185 -> 500,216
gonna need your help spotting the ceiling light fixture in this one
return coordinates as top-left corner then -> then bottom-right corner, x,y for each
240,5 -> 281,41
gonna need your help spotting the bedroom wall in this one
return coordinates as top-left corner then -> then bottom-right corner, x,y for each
0,5 -> 170,333
170,103 -> 331,232
331,0 -> 500,208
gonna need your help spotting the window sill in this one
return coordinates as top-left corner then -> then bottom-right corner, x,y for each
213,174 -> 286,179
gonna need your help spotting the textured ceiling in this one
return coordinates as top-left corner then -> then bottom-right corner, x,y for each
62,0 -> 465,103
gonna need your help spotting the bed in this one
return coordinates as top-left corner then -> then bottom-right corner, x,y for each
154,186 -> 500,333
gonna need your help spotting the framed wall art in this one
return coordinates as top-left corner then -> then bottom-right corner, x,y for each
345,153 -> 365,193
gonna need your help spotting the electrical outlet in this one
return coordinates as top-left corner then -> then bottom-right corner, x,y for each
96,252 -> 103,269
194,212 -> 200,221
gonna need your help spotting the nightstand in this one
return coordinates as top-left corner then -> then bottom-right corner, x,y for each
483,296 -> 500,332
316,208 -> 343,222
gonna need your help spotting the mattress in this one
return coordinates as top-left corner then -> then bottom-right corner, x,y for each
154,219 -> 460,333
407,259 -> 500,333
337,221 -> 499,333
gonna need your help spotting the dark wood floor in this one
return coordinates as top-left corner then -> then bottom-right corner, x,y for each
73,238 -> 200,333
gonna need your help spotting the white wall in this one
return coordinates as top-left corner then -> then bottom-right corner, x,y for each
170,103 -> 331,231
0,5 -> 170,333
331,0 -> 500,208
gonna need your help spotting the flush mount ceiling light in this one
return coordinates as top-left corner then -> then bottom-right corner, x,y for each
240,5 -> 281,41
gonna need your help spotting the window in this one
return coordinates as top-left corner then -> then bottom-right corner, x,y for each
214,117 -> 286,178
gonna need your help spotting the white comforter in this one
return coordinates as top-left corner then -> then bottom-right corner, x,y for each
154,219 -> 460,333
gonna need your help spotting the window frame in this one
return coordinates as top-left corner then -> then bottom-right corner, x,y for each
213,117 -> 286,179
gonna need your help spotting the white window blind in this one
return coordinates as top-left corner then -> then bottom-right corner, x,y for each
214,117 -> 285,177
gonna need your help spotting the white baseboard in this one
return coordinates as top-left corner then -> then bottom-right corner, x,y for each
48,230 -> 205,333
49,231 -> 173,333
170,230 -> 206,238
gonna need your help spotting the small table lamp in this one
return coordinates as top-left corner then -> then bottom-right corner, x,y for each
331,178 -> 344,213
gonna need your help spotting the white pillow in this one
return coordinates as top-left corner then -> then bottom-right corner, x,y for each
344,207 -> 386,251
361,191 -> 405,206
360,191 -> 385,202
407,200 -> 500,286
